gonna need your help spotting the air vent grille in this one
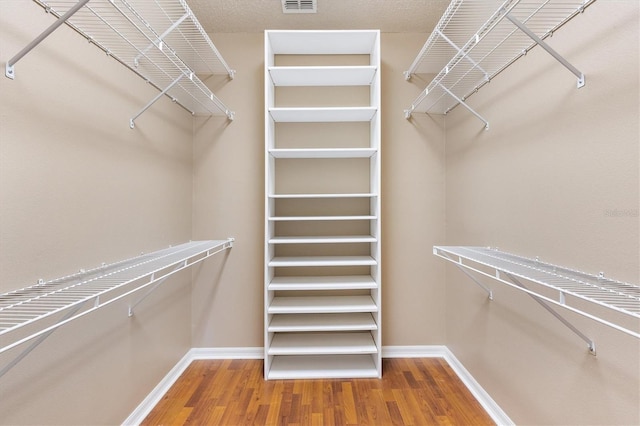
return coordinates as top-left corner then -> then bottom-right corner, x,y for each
282,0 -> 317,14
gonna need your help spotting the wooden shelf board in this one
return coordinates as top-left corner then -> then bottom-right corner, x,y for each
269,193 -> 377,199
269,295 -> 378,313
269,107 -> 377,123
269,275 -> 377,291
267,354 -> 379,379
269,148 -> 377,158
268,215 -> 376,222
269,235 -> 376,244
268,313 -> 377,332
269,66 -> 377,86
269,256 -> 377,267
268,332 -> 377,355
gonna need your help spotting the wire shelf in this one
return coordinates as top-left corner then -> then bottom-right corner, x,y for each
404,0 -> 594,118
434,246 -> 640,339
29,0 -> 234,120
0,239 -> 233,357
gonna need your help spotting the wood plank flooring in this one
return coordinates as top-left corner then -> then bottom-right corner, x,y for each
141,358 -> 495,425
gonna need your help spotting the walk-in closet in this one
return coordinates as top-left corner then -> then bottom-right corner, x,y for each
1,0 -> 638,425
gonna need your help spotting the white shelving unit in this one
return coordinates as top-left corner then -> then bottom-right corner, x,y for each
264,30 -> 382,379
434,246 -> 640,353
0,239 -> 233,377
6,0 -> 235,127
403,0 -> 595,128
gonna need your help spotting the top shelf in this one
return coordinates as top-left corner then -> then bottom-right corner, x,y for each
26,0 -> 234,119
266,30 -> 379,55
404,0 -> 595,117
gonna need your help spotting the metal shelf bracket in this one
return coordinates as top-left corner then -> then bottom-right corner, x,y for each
504,272 -> 596,355
505,13 -> 585,88
439,83 -> 489,130
4,0 -> 90,80
130,74 -> 184,129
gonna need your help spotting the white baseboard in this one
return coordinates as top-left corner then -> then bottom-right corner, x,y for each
123,345 -> 513,426
121,350 -> 194,426
191,346 -> 263,359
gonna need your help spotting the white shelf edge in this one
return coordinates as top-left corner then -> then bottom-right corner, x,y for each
268,312 -> 377,332
266,30 -> 379,55
269,295 -> 378,314
269,107 -> 377,123
268,215 -> 377,222
269,148 -> 377,158
269,275 -> 377,291
269,66 -> 377,86
269,193 -> 378,199
268,256 -> 377,267
269,235 -> 376,244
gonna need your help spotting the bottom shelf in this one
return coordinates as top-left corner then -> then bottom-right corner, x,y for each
268,354 -> 379,380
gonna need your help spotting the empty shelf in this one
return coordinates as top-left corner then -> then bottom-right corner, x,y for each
434,246 -> 640,339
269,256 -> 377,267
269,107 -> 377,123
269,235 -> 376,244
404,0 -> 594,121
269,148 -> 377,158
269,193 -> 377,199
268,354 -> 379,379
269,66 -> 377,86
268,313 -> 377,332
269,275 -> 377,291
0,240 -> 234,355
269,295 -> 378,314
266,30 -> 378,55
268,332 -> 377,355
25,0 -> 234,122
268,215 -> 376,222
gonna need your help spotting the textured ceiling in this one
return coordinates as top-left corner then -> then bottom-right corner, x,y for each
185,0 -> 450,33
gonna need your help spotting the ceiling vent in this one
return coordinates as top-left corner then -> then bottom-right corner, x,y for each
282,0 -> 317,14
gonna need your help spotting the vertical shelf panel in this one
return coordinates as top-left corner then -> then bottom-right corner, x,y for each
264,30 -> 381,380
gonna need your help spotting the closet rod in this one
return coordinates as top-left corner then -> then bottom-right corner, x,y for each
5,0 -> 89,79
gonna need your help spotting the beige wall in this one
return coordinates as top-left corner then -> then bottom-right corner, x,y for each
190,32 -> 447,348
1,1 -> 637,425
444,1 -> 640,425
0,1 -> 194,424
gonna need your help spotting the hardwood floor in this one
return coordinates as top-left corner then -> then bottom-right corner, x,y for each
141,358 -> 495,425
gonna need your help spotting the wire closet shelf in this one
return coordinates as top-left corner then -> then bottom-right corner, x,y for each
404,0 -> 595,125
17,0 -> 235,125
434,246 -> 640,341
0,239 -> 233,358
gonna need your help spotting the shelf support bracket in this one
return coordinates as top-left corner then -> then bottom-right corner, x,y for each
437,249 -> 493,299
133,12 -> 190,67
504,272 -> 596,355
438,83 -> 489,130
0,301 -> 88,379
130,74 -> 185,128
505,13 -> 585,88
128,263 -> 182,316
5,0 -> 91,79
435,29 -> 489,81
